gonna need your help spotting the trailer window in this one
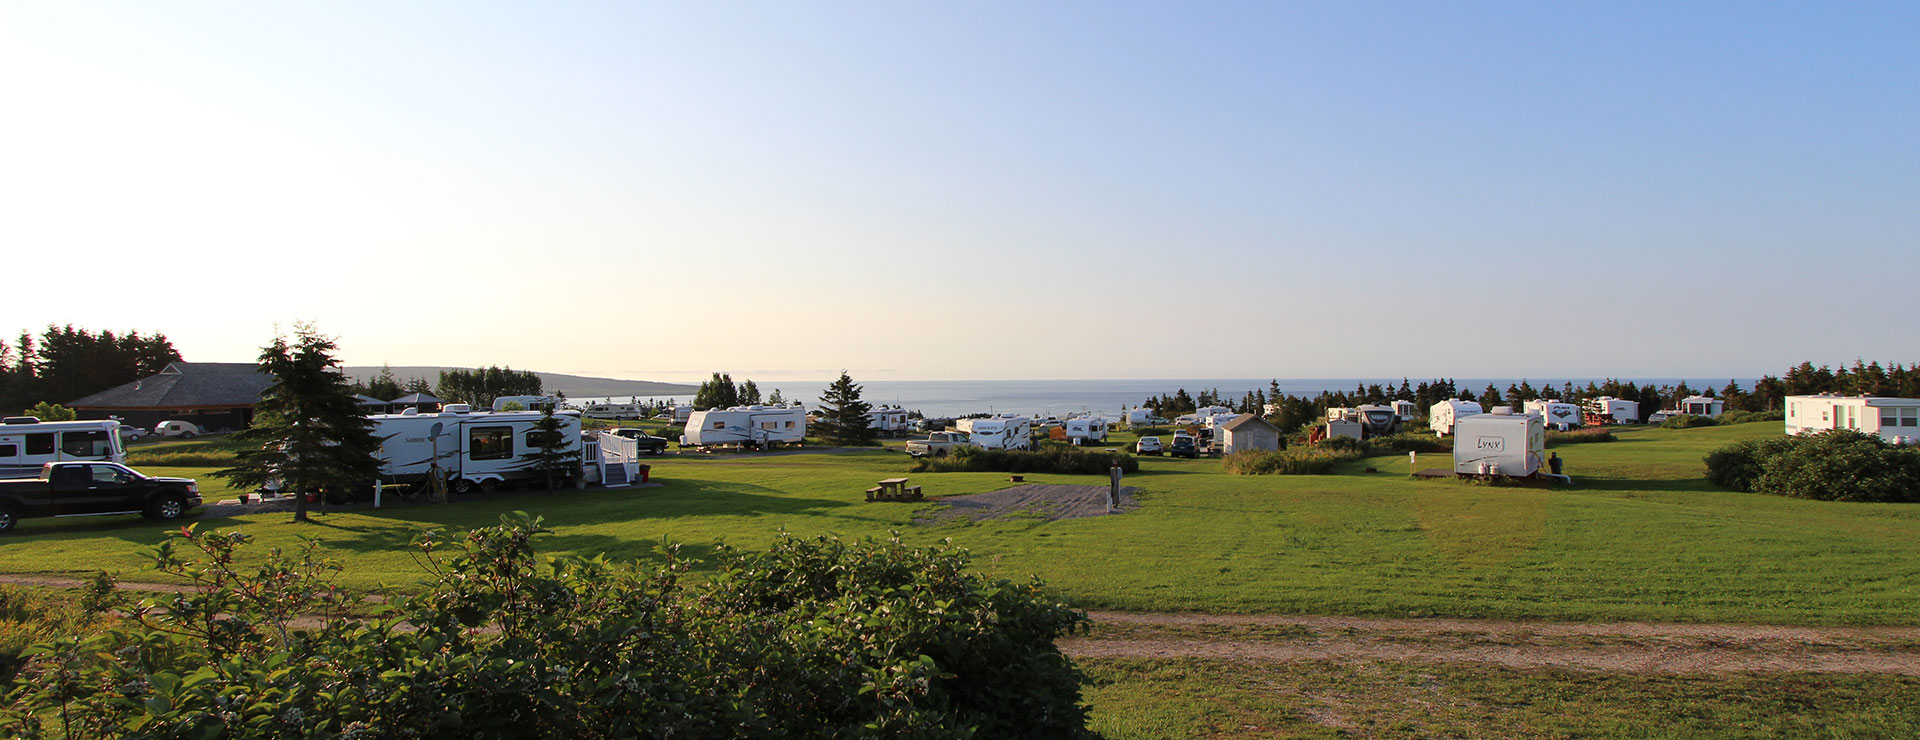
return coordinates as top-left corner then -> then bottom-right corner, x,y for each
524,430 -> 562,448
711,420 -> 725,429
785,421 -> 795,428
761,421 -> 777,430
25,434 -> 53,456
0,443 -> 14,458
469,426 -> 513,461
61,431 -> 112,457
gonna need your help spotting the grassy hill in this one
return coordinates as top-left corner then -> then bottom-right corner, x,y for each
342,366 -> 696,398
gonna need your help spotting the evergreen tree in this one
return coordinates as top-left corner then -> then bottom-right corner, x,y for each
813,371 -> 877,446
403,377 -> 434,395
216,324 -> 381,523
739,379 -> 762,405
367,364 -> 404,401
522,407 -> 582,492
693,372 -> 741,410
767,388 -> 786,405
1481,384 -> 1505,409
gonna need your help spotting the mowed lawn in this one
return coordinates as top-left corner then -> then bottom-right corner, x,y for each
3,422 -> 1918,625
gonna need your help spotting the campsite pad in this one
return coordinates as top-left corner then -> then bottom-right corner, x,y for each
915,484 -> 1140,524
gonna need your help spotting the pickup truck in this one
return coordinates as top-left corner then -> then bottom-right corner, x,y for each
607,428 -> 671,454
0,462 -> 201,532
905,432 -> 975,458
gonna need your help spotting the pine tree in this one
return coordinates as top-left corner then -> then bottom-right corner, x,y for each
217,324 -> 381,523
767,388 -> 786,405
367,364 -> 403,401
739,379 -> 762,405
522,407 -> 582,492
813,371 -> 877,446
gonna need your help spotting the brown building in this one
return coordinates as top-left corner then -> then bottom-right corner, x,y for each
67,362 -> 274,433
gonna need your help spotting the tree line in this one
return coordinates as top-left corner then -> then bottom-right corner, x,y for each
691,371 -> 787,410
0,325 -> 180,415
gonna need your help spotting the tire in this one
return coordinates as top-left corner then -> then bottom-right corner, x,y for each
478,478 -> 499,494
0,504 -> 16,533
148,494 -> 188,521
934,448 -> 948,458
180,431 -> 196,439
451,478 -> 475,495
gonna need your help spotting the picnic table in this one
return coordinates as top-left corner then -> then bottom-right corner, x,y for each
867,477 -> 923,502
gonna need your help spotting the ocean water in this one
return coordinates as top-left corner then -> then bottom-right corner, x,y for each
569,377 -> 1749,419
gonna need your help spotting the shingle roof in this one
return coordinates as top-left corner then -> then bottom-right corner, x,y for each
390,392 -> 443,404
353,394 -> 390,406
1221,413 -> 1279,433
67,362 -> 273,408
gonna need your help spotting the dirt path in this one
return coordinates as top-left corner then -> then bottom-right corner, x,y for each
11,576 -> 1918,674
915,484 -> 1140,523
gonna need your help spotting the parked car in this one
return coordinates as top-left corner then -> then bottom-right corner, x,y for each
1135,436 -> 1163,455
1168,435 -> 1199,459
116,422 -> 147,442
905,432 -> 975,458
607,428 -> 671,454
155,420 -> 202,438
0,461 -> 201,532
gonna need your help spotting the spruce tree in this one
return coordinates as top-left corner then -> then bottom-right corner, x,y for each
813,371 -> 877,446
217,323 -> 381,523
522,407 -> 581,492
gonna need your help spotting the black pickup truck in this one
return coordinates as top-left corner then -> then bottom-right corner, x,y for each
607,428 -> 671,454
0,462 -> 201,532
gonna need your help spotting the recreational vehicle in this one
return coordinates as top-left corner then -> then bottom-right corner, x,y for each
1391,400 -> 1417,422
1429,400 -> 1484,437
1677,396 -> 1725,418
492,395 -> 559,412
967,417 -> 1032,451
1125,408 -> 1154,427
1352,404 -> 1401,438
1063,417 -> 1109,444
1523,400 -> 1584,431
1784,395 -> 1920,443
368,405 -> 585,494
683,405 -> 808,449
0,418 -> 127,479
867,407 -> 911,436
1584,397 -> 1640,425
1453,409 -> 1547,477
582,402 -> 645,421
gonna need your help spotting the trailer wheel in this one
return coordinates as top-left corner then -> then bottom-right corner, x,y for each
0,504 -> 16,532
479,478 -> 499,494
180,431 -> 196,439
451,478 -> 475,495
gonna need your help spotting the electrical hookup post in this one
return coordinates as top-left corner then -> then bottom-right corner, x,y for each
1409,451 -> 1417,477
1108,462 -> 1122,513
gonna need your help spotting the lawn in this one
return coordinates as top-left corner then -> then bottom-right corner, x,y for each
5,422 -> 1920,625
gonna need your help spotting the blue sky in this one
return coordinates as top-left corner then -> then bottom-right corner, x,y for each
3,2 -> 1915,381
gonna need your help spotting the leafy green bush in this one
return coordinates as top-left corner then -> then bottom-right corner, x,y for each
1548,427 -> 1616,446
1717,409 -> 1785,425
1662,414 -> 1718,429
1703,437 -> 1795,492
124,450 -> 238,467
911,445 -> 1139,475
1705,430 -> 1920,502
0,516 -> 1097,738
1363,433 -> 1450,453
1316,436 -> 1364,452
1223,447 -> 1364,475
0,585 -> 99,685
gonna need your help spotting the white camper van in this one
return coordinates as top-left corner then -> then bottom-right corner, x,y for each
0,417 -> 127,479
1523,400 -> 1584,431
368,405 -> 585,494
1677,396 -> 1725,418
582,402 -> 644,421
1429,400 -> 1484,437
1064,417 -> 1108,444
683,405 -> 808,449
967,417 -> 1032,451
1453,410 -> 1547,477
867,407 -> 911,436
1784,394 -> 1920,443
492,395 -> 558,412
1585,397 -> 1640,425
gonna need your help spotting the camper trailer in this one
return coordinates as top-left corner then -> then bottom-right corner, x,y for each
683,405 -> 808,449
1125,408 -> 1154,427
0,418 -> 127,479
1429,400 -> 1484,437
582,402 -> 645,420
1453,409 -> 1547,477
967,417 -> 1032,451
1064,417 -> 1108,444
1524,400 -> 1585,431
1391,400 -> 1417,423
368,405 -> 584,494
492,395 -> 559,412
867,407 -> 910,436
1677,396 -> 1725,418
1353,404 -> 1401,438
1784,395 -> 1920,443
1584,397 -> 1640,425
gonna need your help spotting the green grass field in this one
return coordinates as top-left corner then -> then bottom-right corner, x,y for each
5,421 -> 1918,625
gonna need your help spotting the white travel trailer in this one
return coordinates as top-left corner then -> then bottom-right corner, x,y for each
0,417 -> 127,479
1194,406 -> 1232,420
1391,400 -> 1417,422
369,405 -> 585,493
967,417 -> 1032,451
1524,400 -> 1585,431
1429,400 -> 1484,437
155,420 -> 203,438
1352,404 -> 1401,438
1064,417 -> 1108,444
683,405 -> 808,449
1125,408 -> 1154,427
582,402 -> 645,420
867,407 -> 911,435
492,395 -> 558,412
1784,395 -> 1920,443
1453,410 -> 1547,477
1585,397 -> 1640,425
1677,396 -> 1725,418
